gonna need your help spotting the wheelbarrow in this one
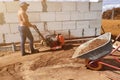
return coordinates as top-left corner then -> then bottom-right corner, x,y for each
72,32 -> 120,70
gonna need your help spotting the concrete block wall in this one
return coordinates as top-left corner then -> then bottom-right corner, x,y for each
0,1 -> 103,44
0,34 -> 4,43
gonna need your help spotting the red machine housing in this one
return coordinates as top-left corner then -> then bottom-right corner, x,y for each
45,34 -> 65,50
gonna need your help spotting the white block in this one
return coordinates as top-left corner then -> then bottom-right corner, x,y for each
25,29 -> 45,42
77,21 -> 89,29
31,31 -> 40,41
0,2 -> 6,12
71,11 -> 99,21
56,12 -> 71,21
62,2 -> 76,11
47,22 -> 62,30
0,24 -> 10,34
47,2 -> 62,12
72,12 -> 97,20
96,11 -> 102,19
89,20 -> 101,28
0,33 -> 3,43
33,22 -> 44,32
40,12 -> 55,21
27,1 -> 42,12
84,28 -> 95,37
55,30 -> 69,39
70,11 -> 80,20
41,30 -> 54,39
83,12 -> 99,20
70,29 -> 83,38
98,0 -> 103,2
96,27 -> 101,36
28,13 -> 41,22
5,1 -> 19,12
10,24 -> 19,33
29,23 -> 44,40
63,21 -> 76,30
4,13 -> 18,23
77,2 -> 89,12
5,33 -> 20,43
90,2 -> 102,11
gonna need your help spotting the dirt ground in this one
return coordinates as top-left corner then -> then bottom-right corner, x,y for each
0,42 -> 120,80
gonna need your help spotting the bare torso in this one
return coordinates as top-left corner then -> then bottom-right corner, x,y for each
18,9 -> 32,27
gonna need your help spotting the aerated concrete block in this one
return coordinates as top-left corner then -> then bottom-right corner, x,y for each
89,20 -> 101,28
55,30 -> 69,39
98,0 -> 103,2
96,11 -> 102,19
47,22 -> 62,30
5,33 -> 20,43
27,1 -> 42,12
77,21 -> 89,29
70,29 -> 83,38
62,2 -> 76,11
4,13 -> 18,23
62,21 -> 76,30
96,27 -> 101,36
40,12 -> 55,21
71,11 -> 98,20
0,33 -> 3,43
28,13 -> 41,22
0,24 -> 10,34
90,2 -> 102,11
47,2 -> 62,12
31,31 -> 40,41
84,28 -> 95,37
77,2 -> 89,12
5,1 -> 19,12
10,24 -> 19,33
32,22 -> 44,32
56,12 -> 71,21
83,12 -> 99,20
0,2 -> 6,12
70,11 -> 80,20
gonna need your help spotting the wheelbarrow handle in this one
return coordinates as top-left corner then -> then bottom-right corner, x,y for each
99,61 -> 120,70
111,44 -> 120,54
112,34 -> 120,43
33,26 -> 46,41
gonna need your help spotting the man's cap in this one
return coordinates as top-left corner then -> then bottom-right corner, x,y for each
19,2 -> 29,7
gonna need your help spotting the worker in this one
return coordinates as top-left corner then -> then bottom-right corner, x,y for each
18,2 -> 39,56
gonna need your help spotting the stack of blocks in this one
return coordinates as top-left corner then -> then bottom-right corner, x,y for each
0,0 -> 103,43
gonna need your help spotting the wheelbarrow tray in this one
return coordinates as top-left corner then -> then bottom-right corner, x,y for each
72,33 -> 113,60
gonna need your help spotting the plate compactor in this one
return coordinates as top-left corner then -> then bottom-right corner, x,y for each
33,26 -> 65,50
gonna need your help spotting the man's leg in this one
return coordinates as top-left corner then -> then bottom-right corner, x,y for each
26,28 -> 39,53
18,26 -> 27,56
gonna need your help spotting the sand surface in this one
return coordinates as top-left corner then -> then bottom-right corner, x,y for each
0,43 -> 120,80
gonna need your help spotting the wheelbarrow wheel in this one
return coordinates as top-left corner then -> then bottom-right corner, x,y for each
85,59 -> 103,71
